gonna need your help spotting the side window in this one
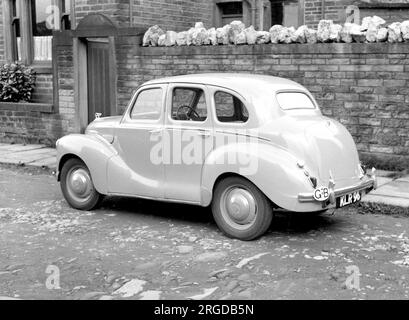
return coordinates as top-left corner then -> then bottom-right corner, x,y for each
171,88 -> 207,122
214,91 -> 249,123
130,88 -> 163,120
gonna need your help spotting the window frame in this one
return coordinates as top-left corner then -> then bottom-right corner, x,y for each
218,1 -> 243,25
166,84 -> 211,125
128,87 -> 165,122
214,0 -> 251,27
275,90 -> 318,111
212,89 -> 249,126
266,0 -> 305,29
169,86 -> 209,123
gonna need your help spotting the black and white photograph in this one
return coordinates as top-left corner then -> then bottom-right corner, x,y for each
0,0 -> 408,308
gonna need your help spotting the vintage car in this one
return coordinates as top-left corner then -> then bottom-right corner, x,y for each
56,73 -> 377,240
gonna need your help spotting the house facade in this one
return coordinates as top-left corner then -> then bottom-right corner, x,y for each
0,0 -> 409,168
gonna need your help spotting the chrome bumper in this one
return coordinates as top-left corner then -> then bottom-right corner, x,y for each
298,169 -> 377,204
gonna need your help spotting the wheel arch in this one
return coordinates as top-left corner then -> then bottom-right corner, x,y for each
200,143 -> 314,211
57,153 -> 83,181
206,172 -> 280,209
56,134 -> 117,195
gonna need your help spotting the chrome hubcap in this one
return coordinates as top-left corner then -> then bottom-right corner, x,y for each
66,167 -> 93,203
221,187 -> 257,229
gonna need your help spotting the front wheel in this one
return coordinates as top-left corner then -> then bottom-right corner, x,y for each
60,158 -> 102,211
211,177 -> 273,241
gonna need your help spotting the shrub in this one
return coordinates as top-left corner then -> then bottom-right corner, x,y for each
0,62 -> 36,102
360,153 -> 409,172
357,202 -> 409,217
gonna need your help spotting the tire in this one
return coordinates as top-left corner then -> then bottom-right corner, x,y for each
211,176 -> 273,241
60,158 -> 102,211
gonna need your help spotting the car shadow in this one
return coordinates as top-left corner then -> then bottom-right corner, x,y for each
269,210 -> 339,235
100,195 -> 213,225
99,196 -> 341,236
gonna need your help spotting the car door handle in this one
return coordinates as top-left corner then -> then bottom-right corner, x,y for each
198,132 -> 212,138
149,129 -> 162,135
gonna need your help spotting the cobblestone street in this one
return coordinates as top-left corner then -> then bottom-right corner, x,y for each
0,164 -> 408,300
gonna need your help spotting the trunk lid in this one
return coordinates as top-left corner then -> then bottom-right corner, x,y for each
261,115 -> 361,186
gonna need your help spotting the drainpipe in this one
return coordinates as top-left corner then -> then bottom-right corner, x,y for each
258,0 -> 264,30
321,0 -> 325,20
246,0 -> 256,27
252,0 -> 257,27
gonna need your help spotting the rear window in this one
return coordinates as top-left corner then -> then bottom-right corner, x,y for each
276,92 -> 316,110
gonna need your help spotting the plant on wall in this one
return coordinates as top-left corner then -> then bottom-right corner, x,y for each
0,62 -> 36,102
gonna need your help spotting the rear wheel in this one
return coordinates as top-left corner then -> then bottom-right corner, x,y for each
60,158 -> 102,211
211,177 -> 273,241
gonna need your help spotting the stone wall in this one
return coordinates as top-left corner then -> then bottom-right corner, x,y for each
115,40 -> 409,168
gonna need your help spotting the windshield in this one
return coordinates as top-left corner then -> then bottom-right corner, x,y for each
276,92 -> 316,110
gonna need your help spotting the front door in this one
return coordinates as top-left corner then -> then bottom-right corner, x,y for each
107,85 -> 167,198
87,38 -> 111,123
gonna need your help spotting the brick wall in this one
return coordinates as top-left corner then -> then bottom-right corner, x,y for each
31,73 -> 53,104
55,44 -> 78,134
304,0 -> 346,27
0,107 -> 62,146
130,0 -> 213,31
114,41 -> 409,168
74,0 -> 131,27
74,0 -> 213,30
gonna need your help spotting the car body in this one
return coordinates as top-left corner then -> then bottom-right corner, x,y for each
56,73 -> 377,240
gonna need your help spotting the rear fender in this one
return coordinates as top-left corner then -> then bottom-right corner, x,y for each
200,141 -> 313,210
56,134 -> 118,194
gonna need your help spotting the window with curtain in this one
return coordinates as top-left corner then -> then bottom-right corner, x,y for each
270,0 -> 302,28
217,2 -> 244,26
32,0 -> 53,61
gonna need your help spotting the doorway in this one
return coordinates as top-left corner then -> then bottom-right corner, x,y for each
71,14 -> 118,131
86,38 -> 112,122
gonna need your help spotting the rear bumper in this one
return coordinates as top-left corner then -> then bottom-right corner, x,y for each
297,172 -> 377,205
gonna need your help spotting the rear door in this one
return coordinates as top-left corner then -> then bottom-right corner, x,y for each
163,83 -> 214,203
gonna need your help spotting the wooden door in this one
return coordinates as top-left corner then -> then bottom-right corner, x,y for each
87,38 -> 111,123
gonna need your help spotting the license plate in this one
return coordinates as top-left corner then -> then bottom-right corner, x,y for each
336,191 -> 362,208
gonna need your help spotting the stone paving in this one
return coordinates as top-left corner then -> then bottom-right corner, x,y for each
0,143 -> 56,169
363,175 -> 409,208
1,164 -> 409,300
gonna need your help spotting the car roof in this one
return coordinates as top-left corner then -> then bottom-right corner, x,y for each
142,73 -> 306,98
